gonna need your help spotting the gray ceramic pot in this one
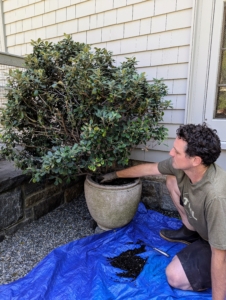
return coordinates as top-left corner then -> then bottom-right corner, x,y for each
84,175 -> 142,230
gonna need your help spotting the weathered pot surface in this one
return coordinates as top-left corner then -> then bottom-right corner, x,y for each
84,175 -> 142,230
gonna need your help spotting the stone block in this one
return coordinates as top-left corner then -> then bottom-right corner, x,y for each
141,179 -> 161,209
64,181 -> 84,203
34,192 -> 64,220
160,193 -> 177,211
0,160 -> 27,193
25,184 -> 62,207
23,180 -> 46,197
0,187 -> 23,230
0,174 -> 27,194
5,219 -> 32,236
142,179 -> 161,198
0,232 -> 5,242
25,207 -> 34,219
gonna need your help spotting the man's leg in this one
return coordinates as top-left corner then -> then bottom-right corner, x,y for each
166,240 -> 212,291
165,255 -> 192,290
160,175 -> 200,244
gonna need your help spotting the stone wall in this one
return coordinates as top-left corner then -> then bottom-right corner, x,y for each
0,159 -> 177,242
130,160 -> 177,212
141,175 -> 176,212
0,160 -> 84,242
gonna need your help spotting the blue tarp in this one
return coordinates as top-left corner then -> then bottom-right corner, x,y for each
0,203 -> 212,300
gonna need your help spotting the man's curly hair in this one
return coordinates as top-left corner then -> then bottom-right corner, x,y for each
176,123 -> 221,166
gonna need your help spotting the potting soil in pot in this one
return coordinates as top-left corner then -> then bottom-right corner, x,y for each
93,176 -> 137,185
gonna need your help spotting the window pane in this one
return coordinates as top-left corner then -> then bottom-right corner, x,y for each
220,51 -> 226,84
216,87 -> 226,118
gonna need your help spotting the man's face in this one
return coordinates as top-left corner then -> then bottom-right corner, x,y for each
169,137 -> 194,170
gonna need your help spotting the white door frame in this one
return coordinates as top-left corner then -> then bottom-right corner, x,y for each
185,0 -> 226,149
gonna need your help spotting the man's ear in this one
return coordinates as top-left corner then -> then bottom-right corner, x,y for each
193,156 -> 202,167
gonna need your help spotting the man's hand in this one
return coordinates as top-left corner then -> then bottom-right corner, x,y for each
100,171 -> 118,183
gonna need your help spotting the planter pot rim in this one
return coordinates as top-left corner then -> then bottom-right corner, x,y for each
86,175 -> 141,191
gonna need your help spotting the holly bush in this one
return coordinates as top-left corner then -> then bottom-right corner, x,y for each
1,35 -> 171,184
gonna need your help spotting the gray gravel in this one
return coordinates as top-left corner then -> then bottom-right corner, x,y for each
0,193 -> 180,286
0,193 -> 94,285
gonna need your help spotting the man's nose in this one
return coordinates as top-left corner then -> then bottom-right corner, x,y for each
169,148 -> 174,156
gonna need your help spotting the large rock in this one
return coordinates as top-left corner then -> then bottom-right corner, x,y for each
0,187 -> 23,230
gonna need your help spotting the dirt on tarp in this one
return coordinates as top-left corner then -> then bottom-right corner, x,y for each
107,244 -> 147,280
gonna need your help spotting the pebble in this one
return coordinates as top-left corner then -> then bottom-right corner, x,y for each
0,193 -> 93,285
0,193 -> 179,285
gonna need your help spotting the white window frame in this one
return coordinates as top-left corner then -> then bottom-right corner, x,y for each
186,0 -> 226,149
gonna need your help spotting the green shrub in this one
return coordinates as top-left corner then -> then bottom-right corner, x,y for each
1,35 -> 171,184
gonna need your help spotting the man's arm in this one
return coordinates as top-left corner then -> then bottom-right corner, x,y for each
116,163 -> 161,178
101,163 -> 161,182
211,247 -> 226,300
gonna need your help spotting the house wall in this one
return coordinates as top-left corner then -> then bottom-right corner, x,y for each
1,0 -> 193,163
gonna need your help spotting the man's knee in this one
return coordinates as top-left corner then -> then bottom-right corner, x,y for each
165,262 -> 181,288
165,256 -> 192,291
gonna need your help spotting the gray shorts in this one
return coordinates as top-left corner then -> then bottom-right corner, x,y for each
177,239 -> 211,291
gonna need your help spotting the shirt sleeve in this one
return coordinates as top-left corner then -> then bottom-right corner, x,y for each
206,197 -> 226,250
158,157 -> 177,176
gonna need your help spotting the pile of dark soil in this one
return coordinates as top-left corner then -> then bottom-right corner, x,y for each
107,245 -> 147,280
